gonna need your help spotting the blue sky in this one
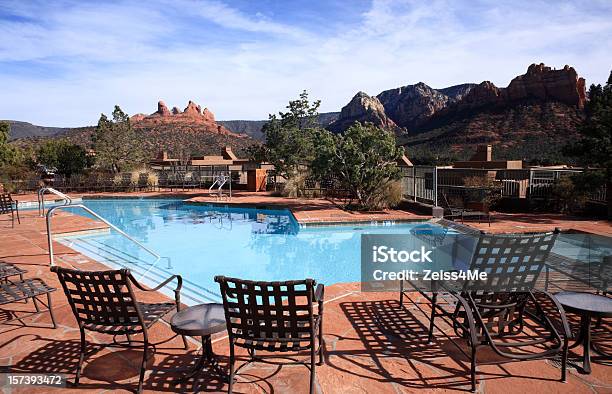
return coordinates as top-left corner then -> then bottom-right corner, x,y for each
1,0 -> 611,127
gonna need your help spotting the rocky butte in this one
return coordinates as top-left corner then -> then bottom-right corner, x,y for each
131,100 -> 237,136
327,91 -> 401,134
329,63 -> 587,134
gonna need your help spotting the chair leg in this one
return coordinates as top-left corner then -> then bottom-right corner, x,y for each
228,346 -> 236,394
309,346 -> 316,394
47,292 -> 57,328
137,341 -> 148,394
75,328 -> 86,386
470,345 -> 477,392
15,206 -> 20,224
181,335 -> 188,349
561,337 -> 569,382
318,320 -> 324,366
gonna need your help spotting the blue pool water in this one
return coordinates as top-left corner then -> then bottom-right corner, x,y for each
58,199 -> 612,304
59,199 -> 442,303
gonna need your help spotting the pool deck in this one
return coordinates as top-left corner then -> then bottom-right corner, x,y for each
1,192 -> 611,393
185,192 -> 432,225
19,190 -> 611,233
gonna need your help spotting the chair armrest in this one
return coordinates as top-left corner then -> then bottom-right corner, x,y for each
129,273 -> 183,294
534,289 -> 572,339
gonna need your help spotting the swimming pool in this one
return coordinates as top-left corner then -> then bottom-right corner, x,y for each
57,198 -> 612,304
58,199 -> 441,303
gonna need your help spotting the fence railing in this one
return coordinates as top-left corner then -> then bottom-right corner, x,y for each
402,166 -> 607,205
401,166 -> 437,205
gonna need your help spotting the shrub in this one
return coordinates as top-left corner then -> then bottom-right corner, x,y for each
282,172 -> 308,198
320,122 -> 404,210
463,175 -> 502,210
371,180 -> 404,209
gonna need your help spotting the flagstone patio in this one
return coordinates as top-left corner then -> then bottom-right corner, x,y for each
0,200 -> 610,393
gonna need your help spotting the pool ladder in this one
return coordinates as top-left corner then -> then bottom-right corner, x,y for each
38,187 -> 72,216
208,174 -> 232,201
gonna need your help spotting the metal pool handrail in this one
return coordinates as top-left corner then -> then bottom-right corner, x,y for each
207,173 -> 232,200
46,204 -> 162,267
38,187 -> 72,216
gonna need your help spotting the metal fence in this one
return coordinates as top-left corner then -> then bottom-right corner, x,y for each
402,166 -> 607,206
401,166 -> 437,205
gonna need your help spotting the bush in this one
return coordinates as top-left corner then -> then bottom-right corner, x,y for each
37,139 -> 89,177
463,175 -> 502,210
371,180 -> 404,209
317,122 -> 404,210
282,172 -> 308,198
551,172 -> 605,214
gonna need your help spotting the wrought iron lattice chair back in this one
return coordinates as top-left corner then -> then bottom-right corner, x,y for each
427,229 -> 571,391
215,276 -> 324,394
51,267 -> 186,393
0,193 -> 20,228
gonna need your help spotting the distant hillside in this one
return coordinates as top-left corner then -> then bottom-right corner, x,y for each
219,112 -> 339,140
6,63 -> 592,164
3,120 -> 78,140
6,111 -> 340,145
218,120 -> 267,140
10,100 -> 258,158
399,101 -> 584,163
329,63 -> 587,163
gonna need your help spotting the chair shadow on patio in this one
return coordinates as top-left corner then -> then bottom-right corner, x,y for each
6,334 -> 229,392
334,298 -> 566,392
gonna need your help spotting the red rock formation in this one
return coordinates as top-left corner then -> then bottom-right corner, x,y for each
331,63 -> 587,134
130,100 -> 241,137
202,108 -> 215,122
328,91 -> 402,134
459,81 -> 504,109
183,100 -> 202,116
507,63 -> 586,108
156,100 -> 171,116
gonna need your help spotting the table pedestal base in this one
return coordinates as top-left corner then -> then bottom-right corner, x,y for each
174,336 -> 229,384
570,315 -> 612,374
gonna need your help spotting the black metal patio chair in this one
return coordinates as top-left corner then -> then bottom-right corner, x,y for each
215,276 -> 324,394
400,229 -> 570,391
0,261 -> 26,283
0,193 -> 20,228
51,267 -> 186,393
441,193 -> 491,227
0,262 -> 56,329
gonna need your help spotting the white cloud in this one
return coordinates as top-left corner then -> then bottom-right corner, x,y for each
0,0 -> 611,126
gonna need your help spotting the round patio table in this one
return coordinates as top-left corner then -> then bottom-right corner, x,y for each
556,291 -> 612,374
170,303 -> 228,383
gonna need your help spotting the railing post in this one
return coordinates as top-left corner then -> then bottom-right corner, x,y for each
46,210 -> 55,266
434,166 -> 438,207
413,167 -> 417,202
528,169 -> 533,201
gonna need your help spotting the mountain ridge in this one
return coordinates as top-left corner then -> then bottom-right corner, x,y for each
5,63 -> 591,163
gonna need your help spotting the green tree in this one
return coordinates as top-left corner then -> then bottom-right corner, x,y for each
36,139 -> 88,177
92,106 -> 143,173
250,91 -> 321,180
317,122 -> 404,210
564,70 -> 612,217
0,121 -> 22,166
